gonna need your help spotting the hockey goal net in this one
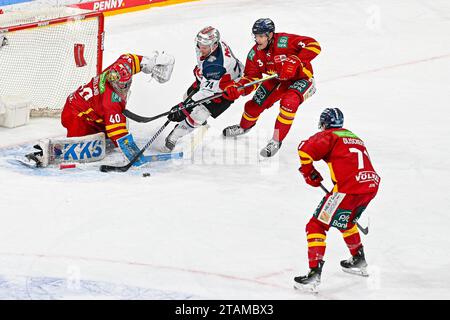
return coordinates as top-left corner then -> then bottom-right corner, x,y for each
0,7 -> 104,117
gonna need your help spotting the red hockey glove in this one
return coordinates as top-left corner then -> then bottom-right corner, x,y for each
223,84 -> 243,101
279,55 -> 303,80
299,165 -> 323,187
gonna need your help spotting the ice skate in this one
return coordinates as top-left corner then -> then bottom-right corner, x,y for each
260,139 -> 282,157
340,247 -> 369,277
294,261 -> 324,293
222,124 -> 252,137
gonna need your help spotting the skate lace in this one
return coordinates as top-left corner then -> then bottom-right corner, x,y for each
231,125 -> 241,134
265,140 -> 278,151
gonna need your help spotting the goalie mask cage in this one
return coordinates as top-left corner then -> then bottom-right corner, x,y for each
0,7 -> 104,117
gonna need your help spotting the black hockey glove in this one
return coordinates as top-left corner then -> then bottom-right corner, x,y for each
167,102 -> 193,122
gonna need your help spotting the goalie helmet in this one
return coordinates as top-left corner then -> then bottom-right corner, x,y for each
107,62 -> 133,97
318,108 -> 344,130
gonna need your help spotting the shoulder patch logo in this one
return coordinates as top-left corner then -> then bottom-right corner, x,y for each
248,49 -> 256,61
111,92 -> 122,103
277,36 -> 288,48
99,72 -> 107,94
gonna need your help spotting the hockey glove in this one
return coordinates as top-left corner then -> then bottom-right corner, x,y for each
141,51 -> 175,83
117,133 -> 147,167
223,84 -> 242,101
299,165 -> 323,187
167,102 -> 193,122
279,55 -> 303,80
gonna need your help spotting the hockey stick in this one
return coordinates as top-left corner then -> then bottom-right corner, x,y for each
318,183 -> 369,235
99,119 -> 171,173
122,74 -> 278,123
123,88 -> 197,123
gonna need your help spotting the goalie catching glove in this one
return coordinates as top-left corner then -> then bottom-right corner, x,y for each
140,51 -> 175,83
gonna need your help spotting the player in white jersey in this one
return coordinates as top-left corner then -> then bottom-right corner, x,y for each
164,26 -> 244,151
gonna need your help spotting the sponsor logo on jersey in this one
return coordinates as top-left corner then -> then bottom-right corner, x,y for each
277,36 -> 288,48
111,92 -> 122,102
317,192 -> 346,225
253,85 -> 268,106
355,171 -> 380,184
99,72 -> 107,94
289,79 -> 309,92
207,55 -> 217,62
92,76 -> 100,96
332,130 -> 359,139
318,210 -> 331,225
330,209 -> 352,230
248,49 -> 256,61
205,71 -> 222,80
274,54 -> 287,64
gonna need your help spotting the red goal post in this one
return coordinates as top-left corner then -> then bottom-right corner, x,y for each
0,7 -> 104,117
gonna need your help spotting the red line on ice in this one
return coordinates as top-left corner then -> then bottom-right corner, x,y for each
0,252 -> 290,290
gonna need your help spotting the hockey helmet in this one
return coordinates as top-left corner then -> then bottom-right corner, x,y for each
107,62 -> 133,96
318,108 -> 344,130
196,26 -> 220,48
252,18 -> 275,36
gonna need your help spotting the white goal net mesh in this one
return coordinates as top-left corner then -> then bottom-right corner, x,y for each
0,7 -> 104,117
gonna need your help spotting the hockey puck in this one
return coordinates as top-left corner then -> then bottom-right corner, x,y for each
142,172 -> 151,177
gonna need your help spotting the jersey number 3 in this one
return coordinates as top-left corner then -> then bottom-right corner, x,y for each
79,87 -> 93,101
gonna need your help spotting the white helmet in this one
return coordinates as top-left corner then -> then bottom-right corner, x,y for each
196,26 -> 220,48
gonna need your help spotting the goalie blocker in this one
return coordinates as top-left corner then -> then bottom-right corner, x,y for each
26,132 -> 106,167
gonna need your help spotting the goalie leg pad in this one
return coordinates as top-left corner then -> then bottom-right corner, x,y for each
117,133 -> 146,167
31,133 -> 106,167
53,132 -> 106,165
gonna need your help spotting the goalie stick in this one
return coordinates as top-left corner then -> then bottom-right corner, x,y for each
122,74 -> 278,123
319,183 -> 369,235
99,119 -> 171,173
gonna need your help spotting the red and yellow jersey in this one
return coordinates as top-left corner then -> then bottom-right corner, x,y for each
66,54 -> 143,144
240,32 -> 321,94
298,128 -> 380,194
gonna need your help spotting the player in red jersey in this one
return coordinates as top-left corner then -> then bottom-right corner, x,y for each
222,18 -> 320,157
61,52 -> 174,166
294,108 -> 380,292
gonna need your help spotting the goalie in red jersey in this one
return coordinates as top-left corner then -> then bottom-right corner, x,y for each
222,18 -> 320,157
60,52 -> 174,166
25,52 -> 175,168
294,108 -> 380,292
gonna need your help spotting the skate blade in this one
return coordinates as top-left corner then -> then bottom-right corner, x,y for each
159,146 -> 174,153
342,267 -> 369,277
293,281 -> 319,294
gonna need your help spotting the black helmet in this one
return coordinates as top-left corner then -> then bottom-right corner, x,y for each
252,18 -> 275,35
319,108 -> 344,129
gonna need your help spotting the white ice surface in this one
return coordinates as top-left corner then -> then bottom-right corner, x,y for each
1,0 -> 450,299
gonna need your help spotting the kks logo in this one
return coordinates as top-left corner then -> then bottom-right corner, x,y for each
55,140 -> 104,161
